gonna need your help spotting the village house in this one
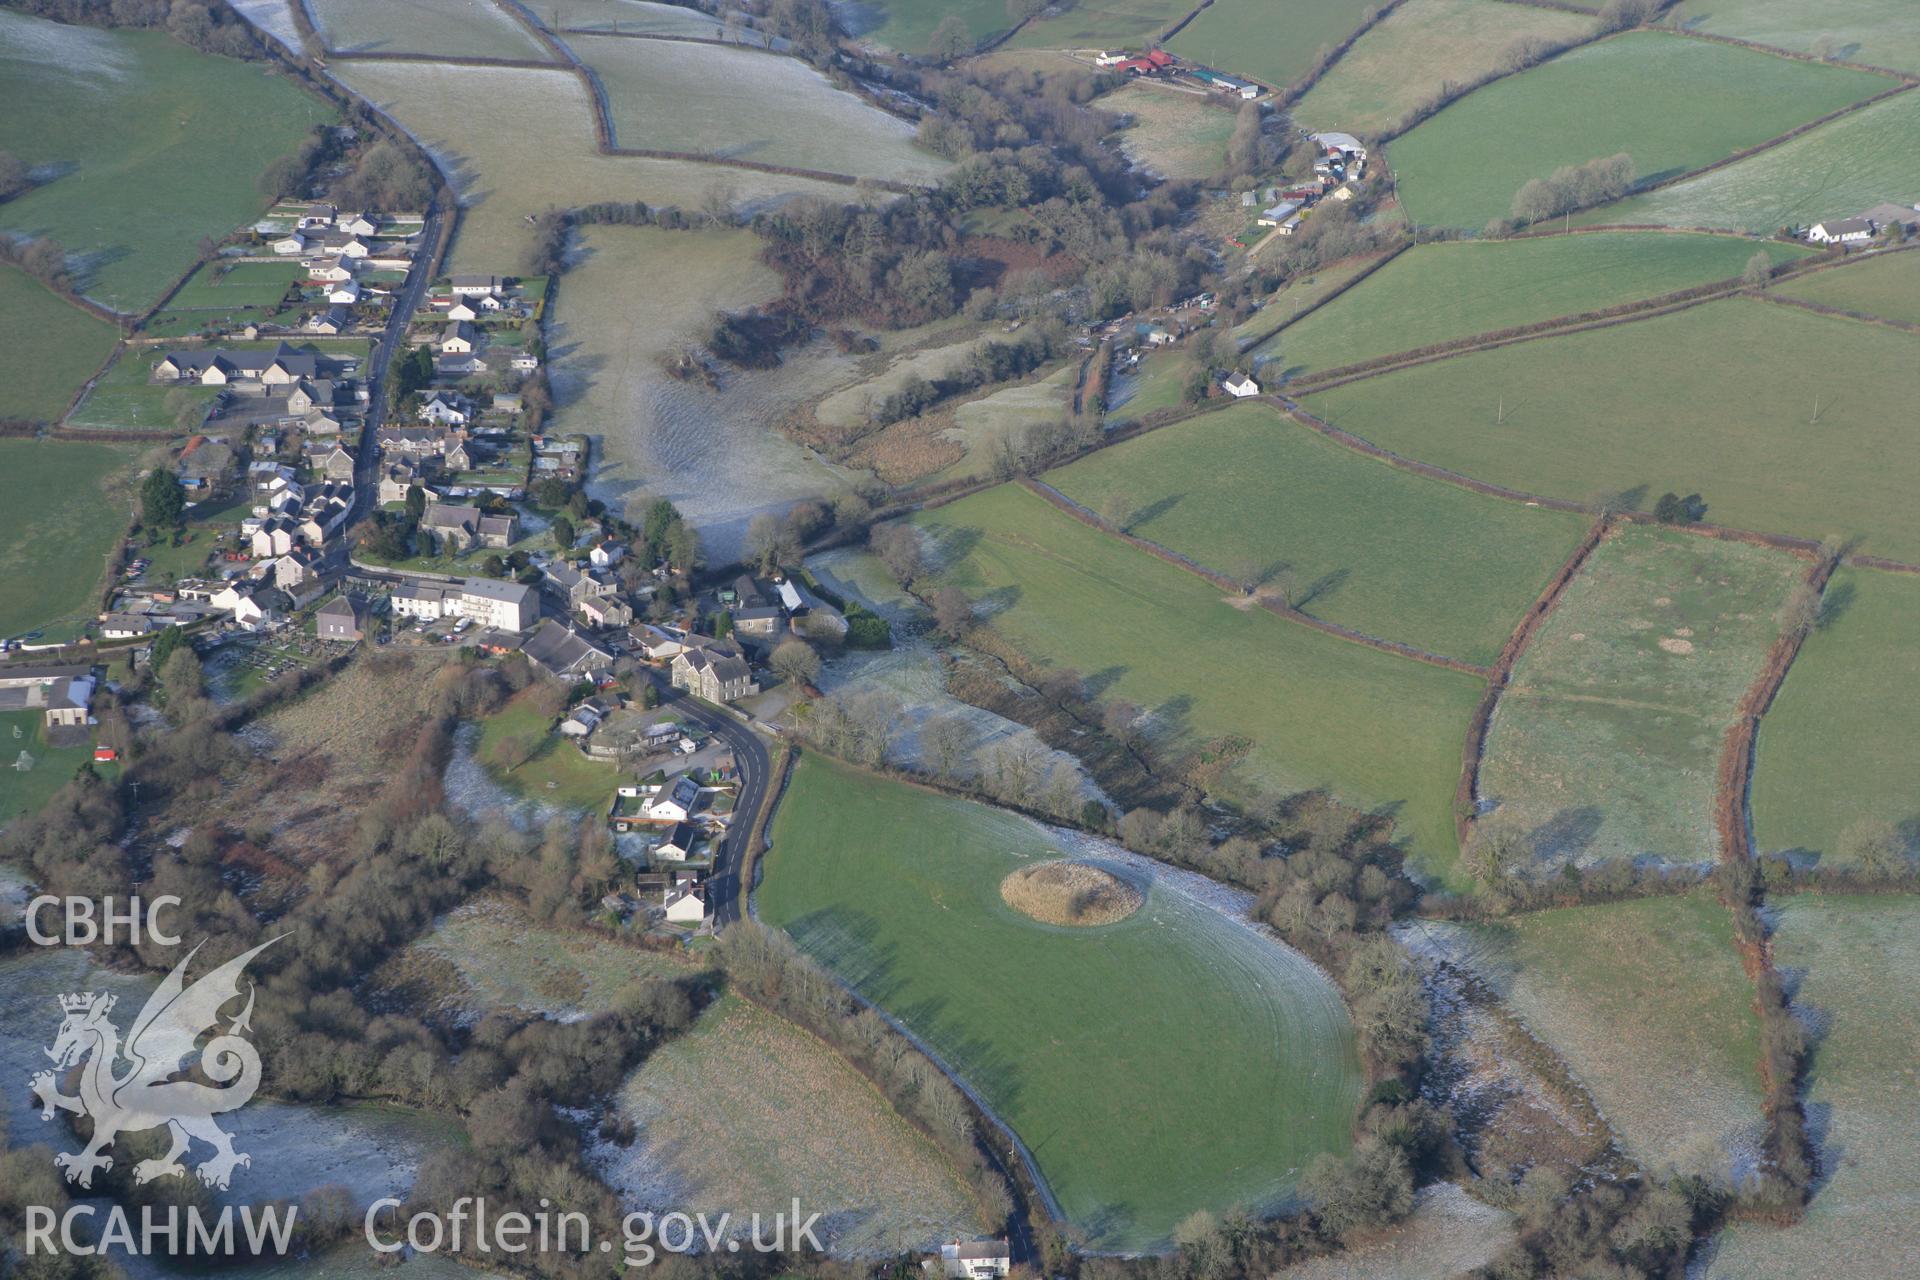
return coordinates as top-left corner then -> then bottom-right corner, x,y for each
662,879 -> 707,925
671,644 -> 758,703
1222,371 -> 1260,398
440,321 -> 476,355
100,613 -> 157,640
155,342 -> 331,388
521,618 -> 614,679
578,595 -> 633,630
938,1240 -> 1012,1280
419,392 -> 471,426
317,445 -> 357,481
377,458 -> 422,505
446,294 -> 502,322
336,212 -> 380,237
654,820 -> 699,861
646,775 -> 703,823
420,502 -> 518,553
271,231 -> 308,255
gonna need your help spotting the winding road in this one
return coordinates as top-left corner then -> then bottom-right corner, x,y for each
656,688 -> 770,928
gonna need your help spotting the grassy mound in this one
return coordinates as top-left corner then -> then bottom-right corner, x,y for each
1000,860 -> 1143,926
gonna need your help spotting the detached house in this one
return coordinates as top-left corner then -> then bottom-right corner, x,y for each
449,273 -> 506,297
419,392 -> 471,426
1221,371 -> 1260,398
440,321 -> 476,355
671,644 -> 758,703
646,775 -> 702,823
521,618 -> 614,679
1807,217 -> 1874,244
271,232 -> 308,256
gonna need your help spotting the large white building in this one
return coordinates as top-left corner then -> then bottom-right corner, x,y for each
389,577 -> 538,631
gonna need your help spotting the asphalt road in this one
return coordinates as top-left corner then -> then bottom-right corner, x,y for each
347,206 -> 442,525
659,688 -> 771,928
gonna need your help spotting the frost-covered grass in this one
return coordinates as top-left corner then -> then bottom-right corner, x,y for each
575,36 -> 948,183
332,60 -> 856,271
597,993 -> 985,1256
310,0 -> 552,59
1105,80 -> 1236,180
1701,895 -> 1920,1277
0,439 -> 138,644
1410,893 -> 1765,1178
548,224 -> 855,564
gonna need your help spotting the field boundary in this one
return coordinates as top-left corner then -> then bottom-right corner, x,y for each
1017,477 -> 1493,676
1235,241 -> 1412,353
1749,289 -> 1920,333
1270,0 -> 1414,108
1452,515 -> 1612,848
1664,24 -> 1920,85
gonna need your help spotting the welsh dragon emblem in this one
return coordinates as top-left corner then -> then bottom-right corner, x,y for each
30,937 -> 280,1190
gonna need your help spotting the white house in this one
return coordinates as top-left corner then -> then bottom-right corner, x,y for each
309,257 -> 355,283
654,821 -> 698,862
588,541 -> 625,569
441,321 -> 476,354
326,280 -> 360,305
646,775 -> 701,823
1807,217 -> 1873,244
939,1240 -> 1012,1280
419,392 -> 470,426
271,233 -> 307,255
449,274 -> 505,297
1222,371 -> 1260,398
336,213 -> 379,237
663,880 -> 707,925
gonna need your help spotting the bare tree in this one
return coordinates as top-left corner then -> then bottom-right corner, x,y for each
770,638 -> 821,688
931,585 -> 973,639
924,716 -> 974,780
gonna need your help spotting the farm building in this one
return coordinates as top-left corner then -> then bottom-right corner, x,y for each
1112,49 -> 1176,75
1258,200 -> 1300,228
1807,217 -> 1873,244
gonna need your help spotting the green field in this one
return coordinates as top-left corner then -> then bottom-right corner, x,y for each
1233,250 -> 1393,343
1702,895 -> 1920,1278
1104,349 -> 1190,422
1751,568 -> 1920,865
843,0 -> 1013,54
574,36 -> 948,184
0,268 -> 119,423
333,60 -> 859,270
0,10 -> 333,312
1106,81 -> 1237,180
1412,893 -> 1765,1176
475,688 -> 621,811
1259,232 -> 1807,377
1302,298 -> 1920,561
1776,250 -> 1920,325
760,754 -> 1365,1249
916,484 -> 1485,884
1672,0 -> 1920,75
0,439 -> 137,642
1292,0 -> 1596,135
143,258 -> 309,337
1167,0 -> 1381,91
1386,31 -> 1891,230
1003,0 -> 1194,50
310,0 -> 553,59
1480,525 -> 1802,867
1046,403 -> 1590,665
1579,86 -> 1920,234
0,710 -> 96,827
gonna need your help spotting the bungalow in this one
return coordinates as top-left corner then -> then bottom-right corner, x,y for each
325,280 -> 360,305
270,232 -> 307,256
100,613 -> 156,640
316,593 -> 370,642
509,352 -> 540,373
521,618 -> 614,679
646,775 -> 702,823
296,203 -> 335,230
559,701 -> 605,737
446,294 -> 502,322
449,273 -> 506,297
440,321 -> 476,354
1221,371 -> 1260,398
1808,217 -> 1873,244
308,257 -> 356,284
336,213 -> 379,237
